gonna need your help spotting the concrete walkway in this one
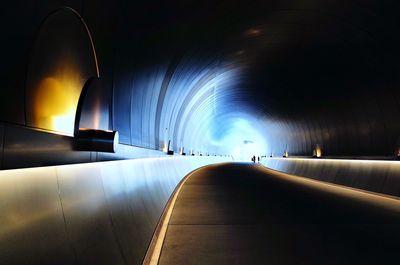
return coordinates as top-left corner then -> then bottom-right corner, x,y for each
158,163 -> 400,265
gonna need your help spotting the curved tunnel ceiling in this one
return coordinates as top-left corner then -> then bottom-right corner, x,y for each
108,0 -> 400,158
3,0 -> 400,160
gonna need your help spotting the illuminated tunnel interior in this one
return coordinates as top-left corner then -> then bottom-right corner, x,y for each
2,1 -> 400,265
4,0 -> 400,163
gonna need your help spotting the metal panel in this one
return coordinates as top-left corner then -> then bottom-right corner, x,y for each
0,167 -> 73,265
78,78 -> 111,132
4,0 -> 400,158
2,124 -> 91,170
0,156 -> 229,265
25,7 -> 98,136
112,59 -> 133,145
262,157 -> 400,197
0,123 -> 169,170
100,162 -> 136,263
56,163 -> 124,265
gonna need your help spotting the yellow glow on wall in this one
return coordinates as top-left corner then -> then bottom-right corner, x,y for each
163,142 -> 168,153
25,8 -> 99,136
33,66 -> 84,135
313,144 -> 322,158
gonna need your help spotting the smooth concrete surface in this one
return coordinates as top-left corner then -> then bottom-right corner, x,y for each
262,157 -> 400,197
159,163 -> 400,265
0,156 -> 229,265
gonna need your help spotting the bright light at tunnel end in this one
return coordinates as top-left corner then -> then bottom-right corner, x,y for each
207,117 -> 268,161
232,140 -> 265,162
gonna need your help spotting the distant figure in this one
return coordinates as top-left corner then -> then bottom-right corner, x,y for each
252,155 -> 256,163
257,156 -> 260,163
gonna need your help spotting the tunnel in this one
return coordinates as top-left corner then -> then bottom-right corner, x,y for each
1,1 -> 400,264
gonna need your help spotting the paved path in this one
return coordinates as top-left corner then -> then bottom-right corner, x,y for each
158,163 -> 400,265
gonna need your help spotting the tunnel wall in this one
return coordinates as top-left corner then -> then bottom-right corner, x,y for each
4,1 -> 400,160
0,156 -> 229,265
0,122 -> 167,170
1,2 -> 245,161
262,158 -> 400,197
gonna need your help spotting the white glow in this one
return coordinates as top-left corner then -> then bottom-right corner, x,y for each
162,142 -> 168,153
206,117 -> 268,161
52,111 -> 75,135
232,141 -> 263,161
